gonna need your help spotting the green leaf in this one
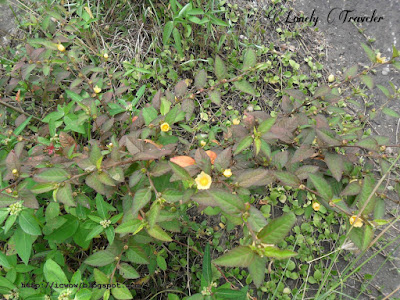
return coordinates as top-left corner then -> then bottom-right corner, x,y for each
349,225 -> 374,251
325,153 -> 344,182
14,227 -> 33,265
377,84 -> 390,97
172,27 -> 183,57
0,276 -> 16,290
316,129 -> 340,146
356,175 -> 376,215
0,194 -> 19,207
44,259 -> 69,290
115,219 -> 144,234
45,215 -> 79,242
360,75 -> 374,90
274,172 -> 300,188
111,284 -> 133,300
236,169 -> 270,188
119,263 -> 140,279
169,162 -> 193,181
85,250 -> 116,267
157,254 -> 167,271
361,43 -> 376,62
213,246 -> 255,267
163,21 -> 174,45
132,187 -> 152,216
195,69 -> 207,89
258,118 -> 276,134
66,89 -> 84,103
234,136 -> 253,155
34,168 -> 70,183
242,48 -> 257,71
202,244 -> 212,286
208,90 -> 221,105
248,255 -> 266,288
313,85 -> 331,98
30,183 -> 56,194
14,116 -> 32,135
340,181 -> 362,196
309,173 -> 333,201
147,224 -> 172,242
19,210 -> 41,236
392,45 -> 399,59
215,55 -> 227,80
382,107 -> 400,118
257,213 -> 296,244
147,202 -> 161,229
233,80 -> 256,96
263,247 -> 297,259
214,288 -> 247,299
85,225 -> 104,241
22,64 -> 36,80
0,252 -> 11,269
56,183 -> 76,206
355,138 -> 379,152
75,289 -> 93,300
207,189 -> 245,214
343,65 -> 358,79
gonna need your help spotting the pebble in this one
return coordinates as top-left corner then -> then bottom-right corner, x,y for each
382,66 -> 390,75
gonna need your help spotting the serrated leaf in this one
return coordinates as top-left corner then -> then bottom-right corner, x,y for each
195,69 -> 207,89
285,89 -> 305,101
214,55 -> 227,80
344,65 -> 358,79
236,169 -> 271,188
382,107 -> 400,118
274,171 -> 300,188
349,225 -> 374,251
233,80 -> 256,96
111,284 -> 133,300
355,138 -> 379,152
290,145 -> 315,164
115,219 -> 144,234
19,210 -> 41,236
361,43 -> 376,63
169,162 -> 193,181
234,136 -> 253,155
258,117 -> 276,134
213,246 -> 255,267
341,181 -> 362,196
356,175 -> 376,215
316,129 -> 340,146
257,212 -> 296,244
313,85 -> 331,98
14,227 -> 33,265
85,173 -> 105,195
263,247 -> 297,259
242,48 -> 257,71
119,263 -> 140,279
207,189 -> 245,214
325,153 -> 344,182
34,168 -> 70,183
248,255 -> 266,288
85,250 -> 115,267
0,193 -> 19,207
147,224 -> 172,242
208,90 -> 221,105
308,173 -> 333,201
56,183 -> 76,206
132,187 -> 152,216
174,80 -> 187,97
214,147 -> 232,171
85,225 -> 104,241
360,75 -> 374,90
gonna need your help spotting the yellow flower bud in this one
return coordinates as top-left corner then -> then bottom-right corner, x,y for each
57,43 -> 66,52
223,169 -> 232,178
93,85 -> 102,94
200,140 -> 207,147
349,215 -> 363,227
12,169 -> 18,175
160,122 -> 171,132
312,202 -> 320,211
232,118 -> 240,125
328,74 -> 335,82
103,53 -> 109,59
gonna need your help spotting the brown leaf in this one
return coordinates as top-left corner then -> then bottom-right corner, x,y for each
170,156 -> 196,168
59,132 -> 77,150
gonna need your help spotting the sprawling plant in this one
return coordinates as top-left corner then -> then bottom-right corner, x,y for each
1,1 -> 400,299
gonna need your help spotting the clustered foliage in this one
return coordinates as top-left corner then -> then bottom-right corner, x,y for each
0,0 -> 400,299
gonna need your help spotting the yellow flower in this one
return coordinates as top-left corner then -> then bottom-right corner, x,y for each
103,53 -> 109,59
376,53 -> 388,64
223,169 -> 232,178
232,118 -> 240,125
349,215 -> 363,227
93,85 -> 102,94
57,43 -> 66,52
160,122 -> 170,132
195,171 -> 212,190
312,202 -> 320,211
200,140 -> 207,147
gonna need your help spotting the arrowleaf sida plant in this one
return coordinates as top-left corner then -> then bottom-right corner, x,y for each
0,1 -> 400,299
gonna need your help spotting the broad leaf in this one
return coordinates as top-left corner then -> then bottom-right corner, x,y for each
274,172 -> 300,188
207,189 -> 245,214
132,188 -> 152,216
248,255 -> 266,288
325,153 -> 344,182
85,250 -> 116,267
213,246 -> 255,267
215,55 -> 227,80
233,80 -> 256,96
308,173 -> 333,201
257,213 -> 296,244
